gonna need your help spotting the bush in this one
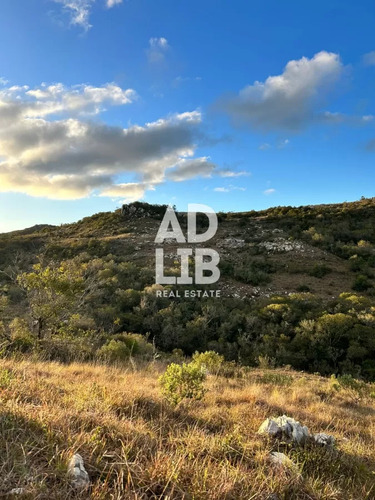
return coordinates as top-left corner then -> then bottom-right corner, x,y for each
111,333 -> 154,358
98,333 -> 154,363
38,337 -> 95,363
192,350 -> 224,374
159,362 -> 206,405
256,372 -> 294,386
308,264 -> 331,278
9,318 -> 35,353
97,340 -> 133,363
331,374 -> 374,402
352,275 -> 372,292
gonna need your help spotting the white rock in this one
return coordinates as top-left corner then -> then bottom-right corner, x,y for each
269,451 -> 291,466
7,489 -> 25,495
68,453 -> 90,490
258,415 -> 309,444
269,452 -> 302,478
258,418 -> 282,438
313,433 -> 335,447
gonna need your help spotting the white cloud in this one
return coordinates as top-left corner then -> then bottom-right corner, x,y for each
53,0 -> 95,31
263,188 -> 276,195
363,51 -> 375,66
147,37 -> 170,64
217,169 -> 250,178
52,0 -> 122,31
106,0 -> 122,7
221,51 -> 343,131
18,82 -> 136,117
0,80 -> 218,202
259,143 -> 271,150
99,182 -> 149,202
0,77 -> 9,86
214,185 -> 246,193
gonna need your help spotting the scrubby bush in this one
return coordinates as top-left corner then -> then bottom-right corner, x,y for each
256,372 -> 294,386
331,374 -> 374,402
111,333 -> 154,358
352,275 -> 372,292
308,264 -> 331,278
98,340 -> 130,363
9,317 -> 34,352
192,350 -> 224,374
98,333 -> 154,363
159,362 -> 206,405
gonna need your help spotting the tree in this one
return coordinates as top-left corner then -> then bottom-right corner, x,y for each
17,259 -> 99,338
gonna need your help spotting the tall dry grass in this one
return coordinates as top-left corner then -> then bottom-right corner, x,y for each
0,359 -> 374,499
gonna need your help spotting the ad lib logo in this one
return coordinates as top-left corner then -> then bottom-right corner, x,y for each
155,204 -> 220,285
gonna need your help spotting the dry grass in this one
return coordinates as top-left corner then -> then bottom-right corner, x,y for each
0,359 -> 374,499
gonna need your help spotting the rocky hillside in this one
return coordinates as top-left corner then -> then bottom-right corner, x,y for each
2,197 -> 375,299
1,198 -> 375,379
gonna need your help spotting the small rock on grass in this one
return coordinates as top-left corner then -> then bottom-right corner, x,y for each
68,453 -> 90,490
313,433 -> 335,447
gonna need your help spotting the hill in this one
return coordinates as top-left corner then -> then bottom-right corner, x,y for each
1,198 -> 375,379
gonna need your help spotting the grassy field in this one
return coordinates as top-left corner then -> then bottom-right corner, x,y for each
0,358 -> 374,499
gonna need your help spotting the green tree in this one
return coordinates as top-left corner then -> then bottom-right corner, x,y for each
17,260 -> 98,338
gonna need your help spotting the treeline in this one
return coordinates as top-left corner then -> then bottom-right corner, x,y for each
1,252 -> 375,380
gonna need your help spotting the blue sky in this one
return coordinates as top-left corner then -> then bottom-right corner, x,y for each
0,0 -> 375,231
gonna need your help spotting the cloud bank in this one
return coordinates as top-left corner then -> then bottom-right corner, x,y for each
0,82 -> 217,202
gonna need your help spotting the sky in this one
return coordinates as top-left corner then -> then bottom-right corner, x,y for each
1,0 -> 375,231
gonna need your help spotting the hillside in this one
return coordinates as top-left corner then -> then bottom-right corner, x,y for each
2,197 -> 375,299
1,199 -> 375,498
1,198 -> 375,379
0,358 -> 374,499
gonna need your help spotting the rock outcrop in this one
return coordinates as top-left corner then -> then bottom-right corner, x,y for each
258,414 -> 334,447
258,415 -> 309,444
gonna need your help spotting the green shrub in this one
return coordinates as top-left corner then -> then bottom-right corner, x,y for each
159,362 -> 206,405
331,374 -> 373,401
0,369 -> 14,388
297,285 -> 311,292
9,318 -> 35,353
192,350 -> 224,374
97,340 -> 132,363
38,337 -> 95,363
256,372 -> 294,386
98,333 -> 154,363
308,264 -> 331,278
352,275 -> 372,292
111,333 -> 154,358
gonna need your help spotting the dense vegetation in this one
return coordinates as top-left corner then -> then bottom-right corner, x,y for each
1,198 -> 375,380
